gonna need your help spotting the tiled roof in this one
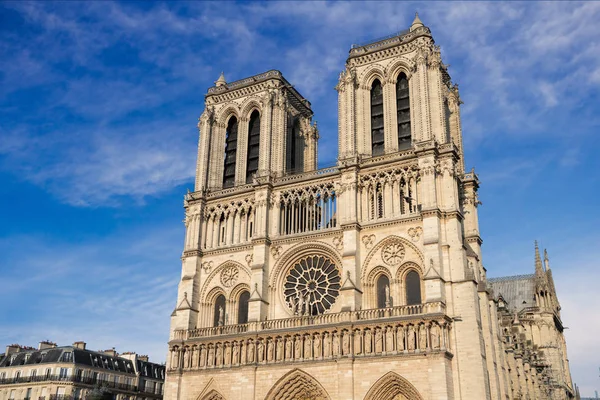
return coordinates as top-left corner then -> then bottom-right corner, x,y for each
488,274 -> 536,311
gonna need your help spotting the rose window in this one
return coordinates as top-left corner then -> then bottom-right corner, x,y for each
382,243 -> 405,266
220,265 -> 239,288
284,255 -> 341,316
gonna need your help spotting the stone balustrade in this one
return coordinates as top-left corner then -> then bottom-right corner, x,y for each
168,304 -> 450,371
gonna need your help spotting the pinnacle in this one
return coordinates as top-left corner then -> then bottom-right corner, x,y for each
215,71 -> 227,87
410,12 -> 424,32
534,240 -> 544,274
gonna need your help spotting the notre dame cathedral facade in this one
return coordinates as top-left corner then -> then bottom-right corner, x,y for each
165,14 -> 576,400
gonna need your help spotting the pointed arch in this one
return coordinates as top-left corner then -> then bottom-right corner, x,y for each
265,369 -> 331,400
197,378 -> 227,400
363,371 -> 423,400
361,235 -> 424,283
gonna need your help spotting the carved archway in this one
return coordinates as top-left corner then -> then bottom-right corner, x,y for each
265,369 -> 331,400
363,371 -> 423,400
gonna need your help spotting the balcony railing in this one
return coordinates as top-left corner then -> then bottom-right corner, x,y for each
175,302 -> 445,340
169,302 -> 450,372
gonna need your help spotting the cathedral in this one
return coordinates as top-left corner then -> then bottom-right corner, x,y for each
165,14 -> 576,400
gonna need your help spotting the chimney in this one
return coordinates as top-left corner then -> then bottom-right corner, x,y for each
5,344 -> 20,355
72,341 -> 86,350
38,341 -> 57,350
101,348 -> 117,357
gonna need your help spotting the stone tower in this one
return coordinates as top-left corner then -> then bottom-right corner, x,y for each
165,14 -> 575,400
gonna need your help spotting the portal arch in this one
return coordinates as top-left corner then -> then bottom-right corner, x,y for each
363,371 -> 423,400
265,369 -> 331,400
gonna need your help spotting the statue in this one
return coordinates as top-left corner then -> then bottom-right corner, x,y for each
257,340 -> 264,362
408,326 -> 416,351
431,325 -> 441,350
385,327 -> 394,352
397,327 -> 405,351
296,293 -> 304,316
247,341 -> 255,363
218,305 -> 224,326
232,342 -> 239,364
304,335 -> 312,359
200,345 -> 207,367
289,295 -> 297,315
375,328 -> 383,353
419,325 -> 427,350
216,344 -> 223,366
295,336 -> 302,359
285,338 -> 292,360
224,343 -> 231,365
313,334 -> 321,358
276,339 -> 284,361
364,329 -> 372,354
342,331 -> 350,355
267,340 -> 274,362
385,283 -> 391,307
354,330 -> 362,354
332,332 -> 340,356
207,345 -> 215,367
323,333 -> 331,357
304,293 -> 311,316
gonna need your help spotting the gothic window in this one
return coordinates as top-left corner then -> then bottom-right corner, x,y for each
286,118 -> 303,174
376,275 -> 390,309
370,79 -> 385,156
237,291 -> 250,324
405,270 -> 421,305
246,110 -> 261,183
396,72 -> 411,150
284,255 -> 341,315
223,116 -> 238,188
213,294 -> 226,327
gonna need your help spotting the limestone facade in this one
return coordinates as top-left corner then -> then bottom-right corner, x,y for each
0,341 -> 165,400
166,14 -> 575,400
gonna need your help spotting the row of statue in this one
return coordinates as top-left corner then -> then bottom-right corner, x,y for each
170,321 -> 449,370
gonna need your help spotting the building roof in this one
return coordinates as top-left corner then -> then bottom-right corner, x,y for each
488,274 -> 536,311
0,345 -> 164,377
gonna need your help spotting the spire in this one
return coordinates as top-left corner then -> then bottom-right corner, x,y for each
410,12 -> 424,32
215,71 -> 227,87
544,249 -> 550,271
534,240 -> 544,274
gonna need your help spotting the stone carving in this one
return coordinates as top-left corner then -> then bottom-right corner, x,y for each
201,261 -> 214,273
217,306 -> 224,326
332,235 -> 344,250
375,328 -> 383,353
362,234 -> 376,249
397,327 -> 405,351
245,253 -> 253,267
382,242 -> 406,266
408,226 -> 423,242
270,245 -> 282,260
386,327 -> 394,352
408,326 -> 416,351
172,319 -> 450,371
276,338 -> 284,361
220,265 -> 239,288
431,324 -> 441,350
267,339 -> 274,361
342,331 -> 350,355
419,325 -> 427,350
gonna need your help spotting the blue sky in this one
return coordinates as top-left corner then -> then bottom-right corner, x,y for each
1,0 -> 599,395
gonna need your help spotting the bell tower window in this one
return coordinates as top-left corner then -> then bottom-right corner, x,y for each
405,270 -> 421,305
396,72 -> 411,150
237,291 -> 250,324
370,79 -> 384,156
213,294 -> 226,327
246,110 -> 261,183
223,116 -> 238,188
